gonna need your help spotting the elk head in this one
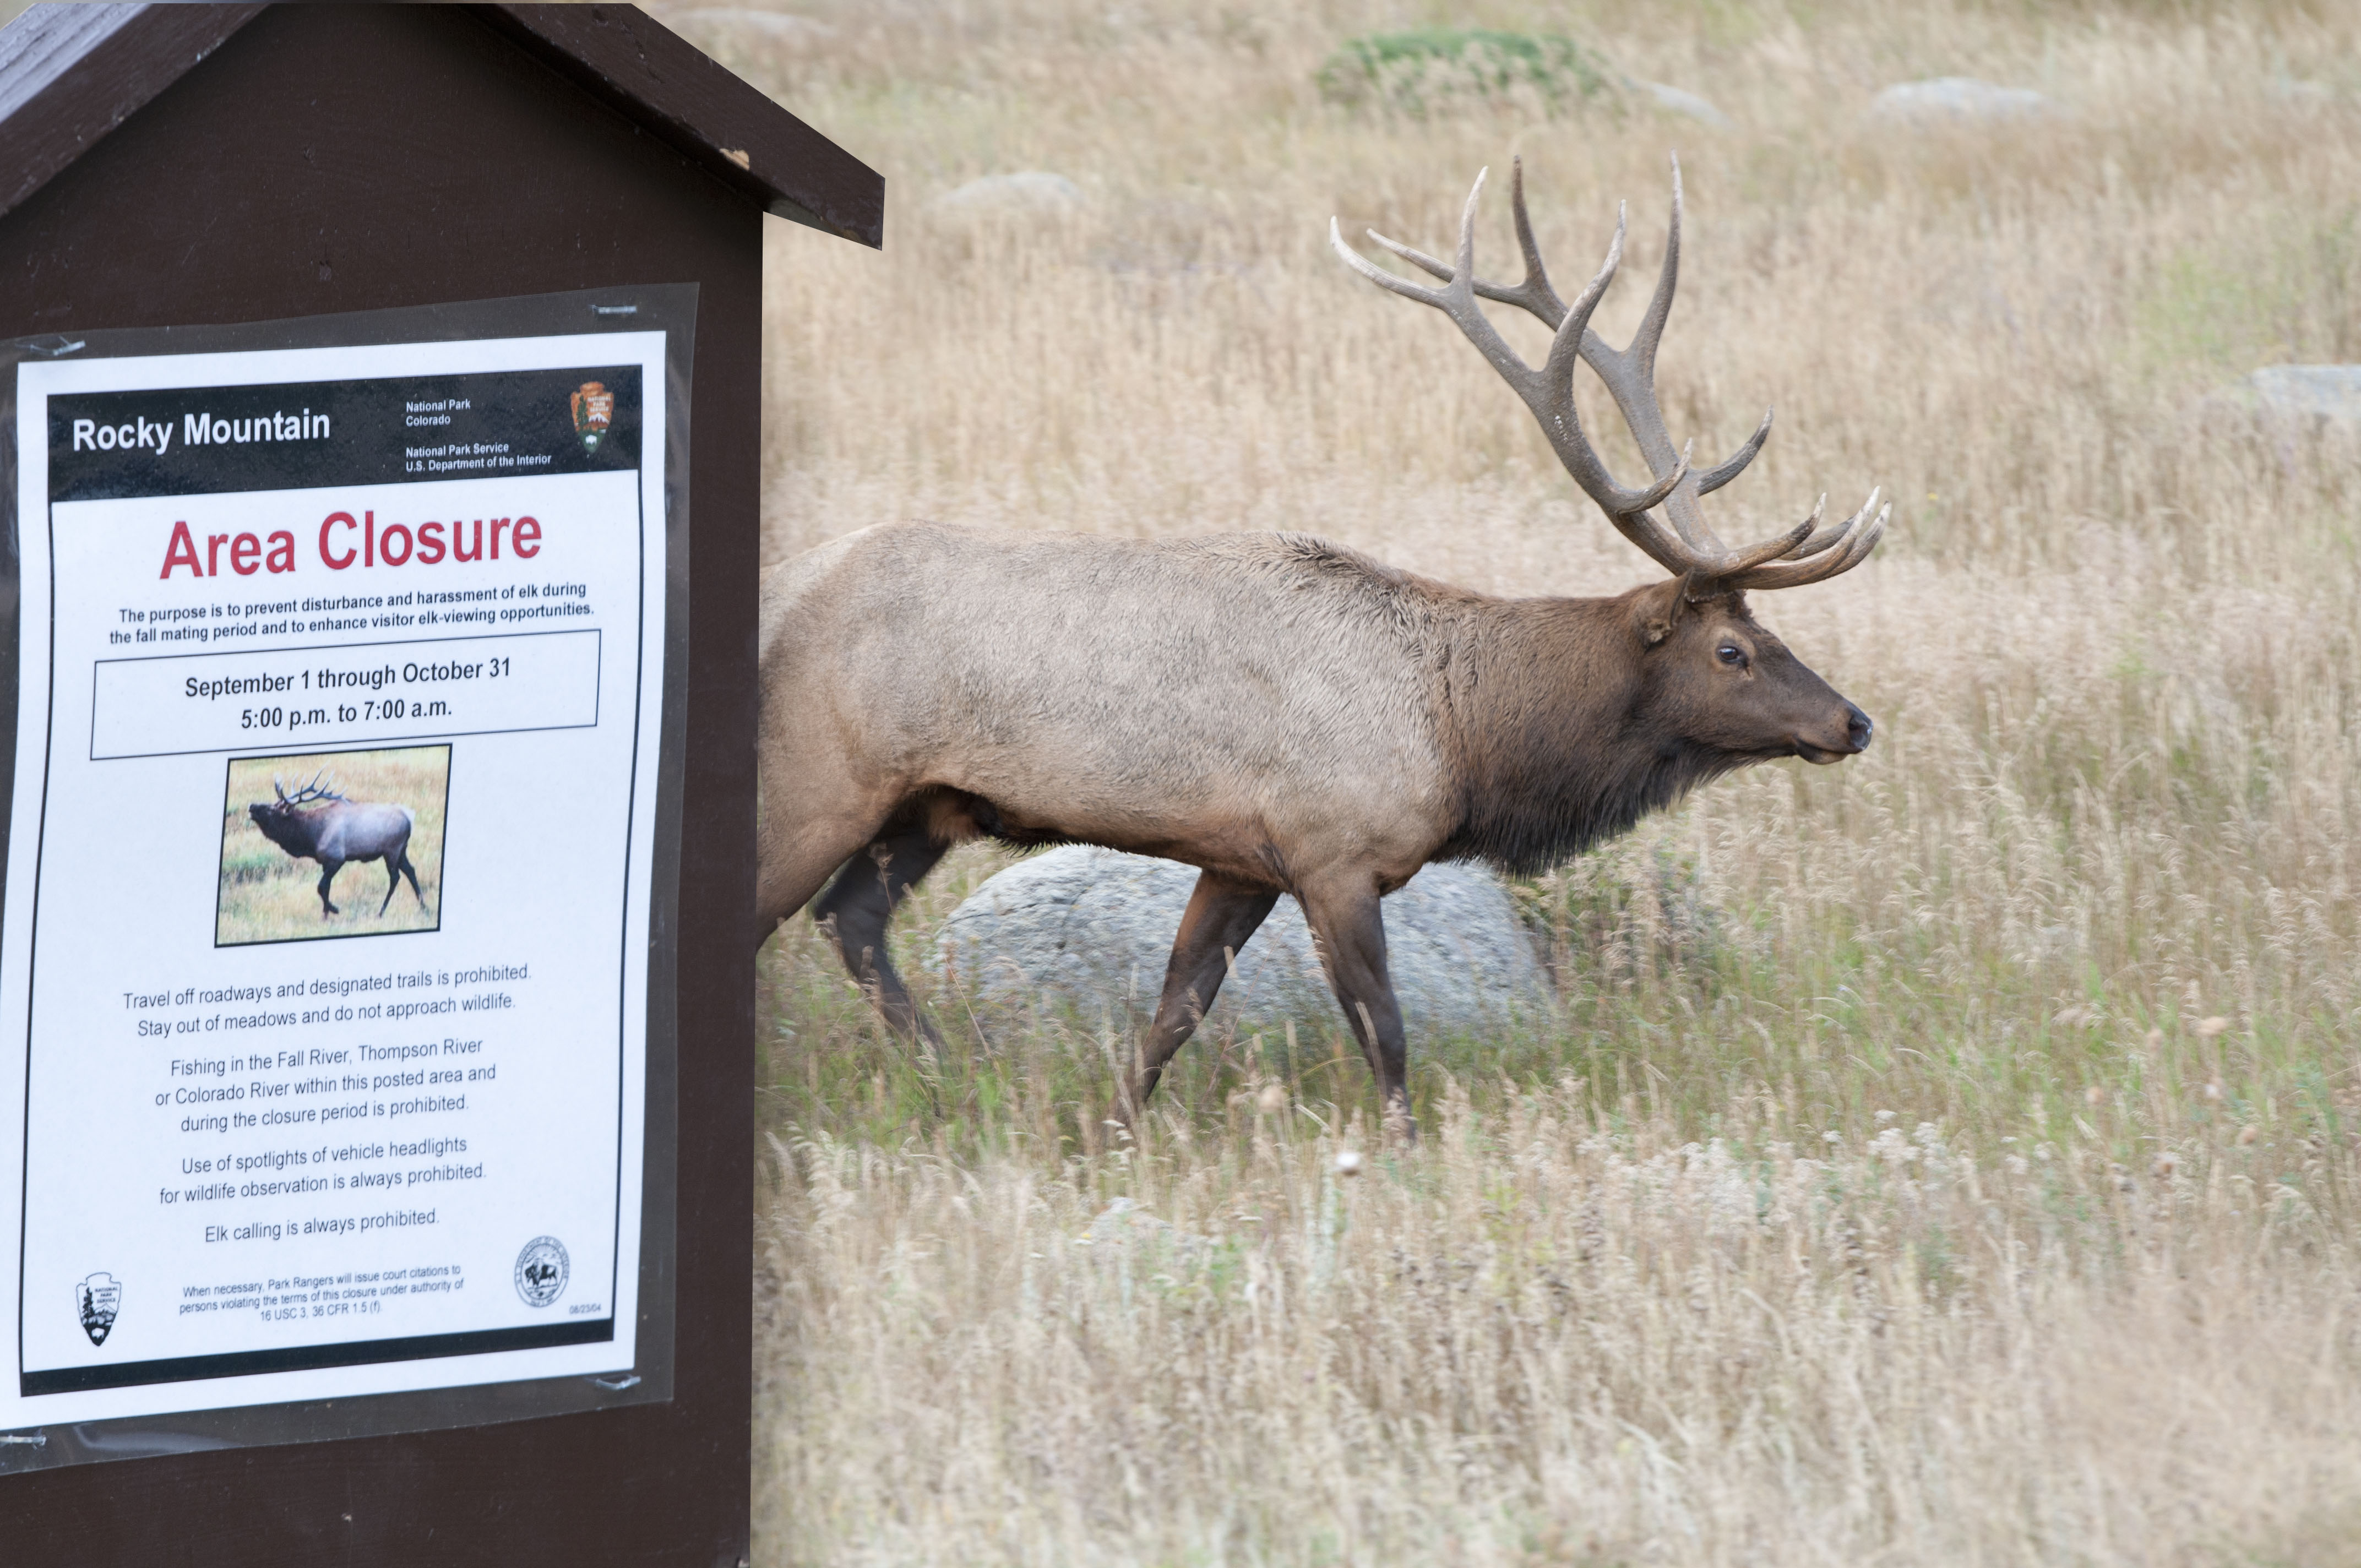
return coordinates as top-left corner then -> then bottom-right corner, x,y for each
248,770 -> 345,840
1333,156 -> 1884,766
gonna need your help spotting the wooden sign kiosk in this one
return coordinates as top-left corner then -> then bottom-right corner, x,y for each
0,5 -> 878,1561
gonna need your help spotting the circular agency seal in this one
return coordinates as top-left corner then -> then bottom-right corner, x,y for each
513,1236 -> 570,1308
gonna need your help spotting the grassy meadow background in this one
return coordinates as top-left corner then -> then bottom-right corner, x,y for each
682,0 -> 2361,1561
216,747 -> 447,944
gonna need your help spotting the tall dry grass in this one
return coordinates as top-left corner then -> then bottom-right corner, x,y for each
688,0 -> 2361,1559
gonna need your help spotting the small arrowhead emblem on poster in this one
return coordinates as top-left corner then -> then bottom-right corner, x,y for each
77,1272 -> 122,1346
570,380 -> 614,453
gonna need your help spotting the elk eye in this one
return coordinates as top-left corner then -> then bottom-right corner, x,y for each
1716,644 -> 1746,666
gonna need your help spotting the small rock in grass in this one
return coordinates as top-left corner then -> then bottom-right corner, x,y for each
1868,77 -> 2060,124
926,172 -> 1086,220
1639,81 -> 1731,128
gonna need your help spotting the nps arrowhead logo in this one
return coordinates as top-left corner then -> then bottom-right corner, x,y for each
77,1272 -> 123,1346
569,382 -> 614,454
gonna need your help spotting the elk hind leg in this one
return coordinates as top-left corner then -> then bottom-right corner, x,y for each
1120,873 -> 1280,1122
811,823 -> 952,1046
1296,875 -> 1415,1137
388,843 -> 426,912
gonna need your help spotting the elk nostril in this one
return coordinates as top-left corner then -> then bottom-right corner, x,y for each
1846,705 -> 1873,750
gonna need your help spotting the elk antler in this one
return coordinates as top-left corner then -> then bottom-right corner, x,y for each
1333,156 -> 1887,595
282,770 -> 344,806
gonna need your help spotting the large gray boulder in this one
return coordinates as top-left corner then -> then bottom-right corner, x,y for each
928,846 -> 1548,1037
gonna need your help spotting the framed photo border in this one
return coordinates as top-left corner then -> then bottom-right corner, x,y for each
210,739 -> 456,950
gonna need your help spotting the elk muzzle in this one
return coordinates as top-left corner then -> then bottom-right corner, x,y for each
1796,700 -> 1873,764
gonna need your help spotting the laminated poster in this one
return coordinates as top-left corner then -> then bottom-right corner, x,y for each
0,331 -> 665,1429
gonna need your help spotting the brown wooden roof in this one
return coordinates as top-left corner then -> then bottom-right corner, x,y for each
0,2 -> 882,246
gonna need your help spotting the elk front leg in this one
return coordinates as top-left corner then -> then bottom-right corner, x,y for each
812,825 -> 951,1046
315,858 -> 345,917
1296,875 -> 1414,1137
1120,873 -> 1280,1121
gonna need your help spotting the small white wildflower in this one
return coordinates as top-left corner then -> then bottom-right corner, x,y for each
1823,1131 -> 1842,1144
2203,1081 -> 2223,1101
1875,1109 -> 1897,1124
1335,1150 -> 1364,1177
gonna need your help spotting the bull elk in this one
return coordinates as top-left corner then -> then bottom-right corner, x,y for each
757,156 -> 1885,1132
247,771 -> 427,918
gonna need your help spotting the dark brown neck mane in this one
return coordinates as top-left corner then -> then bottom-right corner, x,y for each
1433,592 -> 1750,874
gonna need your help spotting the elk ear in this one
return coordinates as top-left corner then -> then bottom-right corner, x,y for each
1637,578 -> 1689,647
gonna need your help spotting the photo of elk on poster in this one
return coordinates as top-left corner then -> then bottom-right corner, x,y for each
0,326 -> 666,1430
218,747 -> 450,946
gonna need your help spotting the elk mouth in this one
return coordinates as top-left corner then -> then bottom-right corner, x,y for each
1792,705 -> 1873,764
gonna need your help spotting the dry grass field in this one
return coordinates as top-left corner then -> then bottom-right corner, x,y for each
703,0 -> 2361,1560
216,747 -> 447,945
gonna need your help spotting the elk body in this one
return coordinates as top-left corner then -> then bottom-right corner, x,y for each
758,158 -> 1886,1130
247,772 -> 427,918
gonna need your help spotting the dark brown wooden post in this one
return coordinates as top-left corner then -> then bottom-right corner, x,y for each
0,6 -> 878,1560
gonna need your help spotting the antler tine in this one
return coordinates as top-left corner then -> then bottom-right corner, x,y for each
1629,153 -> 1683,377
1769,492 -> 1843,563
1501,156 -> 1570,326
1364,228 -> 1451,284
1694,407 -> 1773,497
1717,515 -> 1820,579
1330,216 -> 1451,309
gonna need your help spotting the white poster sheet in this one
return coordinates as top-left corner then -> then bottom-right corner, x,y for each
0,331 -> 665,1428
